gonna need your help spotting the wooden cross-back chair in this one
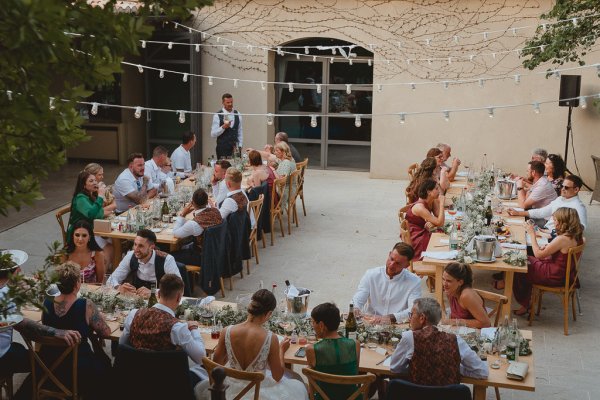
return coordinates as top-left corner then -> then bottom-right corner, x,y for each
302,368 -> 376,400
247,194 -> 265,272
529,243 -> 585,335
295,158 -> 308,216
0,373 -> 13,400
55,204 -> 71,246
269,176 -> 287,246
286,170 -> 302,235
202,357 -> 264,400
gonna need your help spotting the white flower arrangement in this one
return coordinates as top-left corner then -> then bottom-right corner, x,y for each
502,250 -> 527,267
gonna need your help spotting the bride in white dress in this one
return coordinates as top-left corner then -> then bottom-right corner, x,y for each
195,290 -> 308,400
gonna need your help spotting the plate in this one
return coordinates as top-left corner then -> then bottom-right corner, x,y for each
0,314 -> 24,332
0,249 -> 28,266
473,256 -> 496,263
150,228 -> 162,233
46,284 -> 61,297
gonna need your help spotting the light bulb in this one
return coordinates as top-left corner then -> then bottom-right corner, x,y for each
247,45 -> 253,53
91,102 -> 98,115
448,57 -> 452,65
141,40 -> 146,48
349,59 -> 353,65
266,113 -> 274,125
173,22 -> 179,29
233,79 -> 238,88
514,74 -> 521,84
222,46 -> 227,54
195,44 -> 200,52
533,102 -> 540,114
316,84 -> 321,94
346,84 -> 352,94
288,83 -> 294,93
427,59 -> 432,65
310,115 -> 317,128
6,90 -> 12,100
492,53 -> 496,59
188,27 -> 192,34
554,70 -> 560,79
178,110 -> 185,124
159,70 -> 165,78
580,96 -> 587,109
387,60 -> 390,65
542,23 -> 547,31
444,111 -> 450,121
443,81 -> 449,89
304,46 -> 309,55
216,37 -> 220,43
512,28 -> 517,36
454,35 -> 459,43
479,79 -> 485,88
296,53 -> 300,60
49,97 -> 56,110
399,113 -> 406,124
596,64 -> 600,77
182,73 -> 188,82
231,40 -> 235,47
488,108 -> 495,118
397,41 -> 402,48
208,76 -> 214,85
260,82 -> 266,90
572,18 -> 578,26
354,115 -> 361,128
411,83 -> 416,90
313,56 -> 317,62
330,57 -> 334,64
201,32 -> 207,40
425,39 -> 431,46
134,106 -> 142,119
470,55 -> 475,62
368,59 -> 372,66
137,64 -> 143,73
483,32 -> 489,40
276,47 -> 282,56
377,84 -> 382,92
331,48 -> 336,55
168,42 -> 173,49
540,45 -> 545,52
406,59 -> 411,65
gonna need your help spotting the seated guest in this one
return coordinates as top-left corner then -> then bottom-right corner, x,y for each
247,131 -> 302,163
440,263 -> 491,328
352,242 -> 421,324
195,289 -> 308,400
516,161 -> 557,214
246,149 -> 276,191
172,188 -> 223,266
502,208 -> 584,316
508,174 -> 587,233
107,229 -> 181,298
41,262 -> 112,400
218,167 -> 250,220
160,157 -> 176,193
545,154 -> 566,196
120,274 -> 207,387
84,162 -> 114,207
306,302 -> 360,400
426,147 -> 450,192
64,220 -> 105,284
437,143 -> 461,181
273,142 -> 297,178
390,297 -> 488,384
531,147 -> 548,163
405,180 -> 445,260
211,159 -> 232,206
406,158 -> 437,203
171,131 -> 196,178
145,145 -> 170,192
113,152 -> 157,213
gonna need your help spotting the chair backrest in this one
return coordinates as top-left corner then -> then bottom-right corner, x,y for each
565,243 -> 585,293
302,367 -> 376,400
203,357 -> 264,400
287,169 -> 301,207
22,335 -> 79,400
295,158 -> 308,190
474,289 -> 508,327
386,379 -> 471,400
114,343 -> 195,400
407,163 -> 419,180
201,220 -> 229,296
400,219 -> 412,245
248,194 -> 264,240
591,155 -> 600,180
271,176 -> 287,213
55,204 -> 71,246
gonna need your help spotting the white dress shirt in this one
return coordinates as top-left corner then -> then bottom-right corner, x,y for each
107,250 -> 180,288
352,267 -> 422,321
527,176 -> 557,209
119,303 -> 207,380
144,159 -> 163,191
212,179 -> 228,207
210,108 -> 243,147
219,189 -> 250,220
390,328 -> 489,379
527,195 -> 587,231
171,145 -> 192,177
173,208 -> 211,238
113,168 -> 143,213
0,285 -> 15,358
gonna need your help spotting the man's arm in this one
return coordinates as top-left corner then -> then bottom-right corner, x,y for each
119,309 -> 137,345
394,278 -> 422,322
457,336 -> 489,379
210,113 -> 225,138
237,113 -> 243,147
219,198 -> 238,220
124,177 -> 151,204
171,322 -> 206,365
447,158 -> 461,181
86,299 -> 112,339
352,271 -> 371,313
107,252 -> 133,289
526,202 -> 552,220
163,254 -> 182,278
15,318 -> 81,346
390,330 -> 413,375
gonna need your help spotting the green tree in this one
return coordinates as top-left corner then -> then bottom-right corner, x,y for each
521,0 -> 600,70
0,0 -> 211,216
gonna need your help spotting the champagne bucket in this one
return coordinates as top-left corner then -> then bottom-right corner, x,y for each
285,288 -> 311,314
497,180 -> 515,200
474,236 -> 496,261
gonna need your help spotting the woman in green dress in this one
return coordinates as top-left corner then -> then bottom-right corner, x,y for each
306,303 -> 360,400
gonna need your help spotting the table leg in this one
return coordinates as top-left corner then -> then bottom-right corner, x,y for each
435,265 -> 445,318
112,239 -> 123,267
170,243 -> 178,253
502,271 -> 515,318
472,384 -> 487,400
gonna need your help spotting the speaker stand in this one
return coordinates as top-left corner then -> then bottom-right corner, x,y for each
563,105 -> 592,190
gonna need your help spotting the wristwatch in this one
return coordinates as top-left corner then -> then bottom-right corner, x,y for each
389,314 -> 397,324
517,187 -> 524,191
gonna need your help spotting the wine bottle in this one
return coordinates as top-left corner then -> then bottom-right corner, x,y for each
161,200 -> 170,222
485,200 -> 493,226
449,222 -> 459,250
125,205 -> 133,233
345,303 -> 357,340
147,282 -> 158,308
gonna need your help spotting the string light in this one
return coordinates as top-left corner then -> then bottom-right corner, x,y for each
514,74 -> 521,84
276,47 -> 283,56
483,32 -> 489,40
479,79 -> 485,88
168,42 -> 173,49
208,76 -> 214,85
159,70 -> 165,78
304,46 -> 309,55
349,59 -> 353,65
310,115 -> 317,128
296,53 -> 300,60
399,113 -> 406,124
454,35 -> 459,43
266,113 -> 274,125
533,102 -> 540,114
572,18 -> 578,27
488,108 -> 495,118
443,81 -> 449,89
137,65 -> 143,73
330,57 -> 334,64
411,83 -> 416,90
6,91 -> 12,101
182,73 -> 188,82
288,83 -> 294,93
368,59 -> 372,67
470,55 -> 475,62
316,84 -> 322,94
354,115 -> 361,128
346,84 -> 352,94
178,110 -> 185,123
134,106 -> 142,119
377,84 -> 382,92
91,102 -> 98,115
195,44 -> 200,52
141,41 -> 146,48
222,46 -> 228,54
313,56 -> 317,62
233,79 -> 238,88
260,81 -> 266,90
444,111 -> 450,121
553,70 -> 561,79
597,64 -> 600,77
425,39 -> 432,46
580,96 -> 587,109
49,97 -> 55,110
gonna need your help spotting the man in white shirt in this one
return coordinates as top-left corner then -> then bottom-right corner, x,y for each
211,93 -> 243,159
516,160 -> 557,212
107,229 -> 180,297
113,152 -> 157,213
120,274 -> 207,386
211,159 -> 231,206
390,297 -> 488,383
145,146 -> 169,192
218,168 -> 250,221
352,242 -> 421,324
171,131 -> 196,178
436,143 -> 461,181
246,131 -> 302,163
509,174 -> 587,231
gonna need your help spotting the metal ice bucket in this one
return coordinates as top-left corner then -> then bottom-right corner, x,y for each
474,236 -> 496,261
497,180 -> 515,199
285,288 -> 311,314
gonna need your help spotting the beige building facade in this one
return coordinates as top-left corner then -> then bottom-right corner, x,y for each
191,0 -> 599,185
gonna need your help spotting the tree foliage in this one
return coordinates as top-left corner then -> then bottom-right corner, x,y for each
521,0 -> 600,70
0,0 -> 211,216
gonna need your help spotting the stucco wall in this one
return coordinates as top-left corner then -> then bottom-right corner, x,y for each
193,0 -> 600,185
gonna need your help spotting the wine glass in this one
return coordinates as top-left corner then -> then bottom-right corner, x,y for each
447,204 -> 457,216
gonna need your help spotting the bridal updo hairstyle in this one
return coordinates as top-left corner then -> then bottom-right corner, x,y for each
247,289 -> 277,316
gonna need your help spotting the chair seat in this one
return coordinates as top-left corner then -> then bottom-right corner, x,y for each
531,283 -> 569,293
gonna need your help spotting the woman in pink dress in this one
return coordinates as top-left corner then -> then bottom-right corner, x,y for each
507,207 -> 583,315
405,179 -> 445,260
440,263 -> 491,328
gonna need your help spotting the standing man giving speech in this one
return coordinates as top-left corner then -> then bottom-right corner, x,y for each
211,93 -> 243,159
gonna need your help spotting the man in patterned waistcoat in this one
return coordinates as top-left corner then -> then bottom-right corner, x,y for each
120,274 -> 207,387
390,297 -> 488,385
218,167 -> 250,220
211,93 -> 243,159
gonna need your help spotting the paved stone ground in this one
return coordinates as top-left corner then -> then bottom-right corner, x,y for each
1,169 -> 598,400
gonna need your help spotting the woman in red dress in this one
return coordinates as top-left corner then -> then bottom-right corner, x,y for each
405,179 -> 445,260
506,207 -> 583,315
440,263 -> 491,328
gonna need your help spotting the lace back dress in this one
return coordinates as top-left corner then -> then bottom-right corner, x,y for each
225,325 -> 271,372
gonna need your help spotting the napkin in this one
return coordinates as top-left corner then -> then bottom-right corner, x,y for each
503,201 -> 519,207
500,243 -> 527,250
199,296 -> 215,307
421,250 -> 458,260
507,361 -> 529,381
505,218 -> 523,224
450,183 -> 466,188
439,238 -> 449,244
456,171 -> 469,177
480,327 -> 497,341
